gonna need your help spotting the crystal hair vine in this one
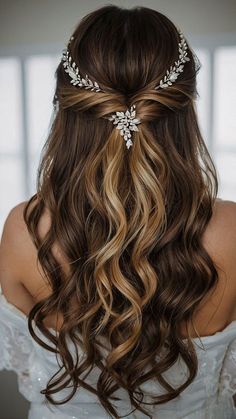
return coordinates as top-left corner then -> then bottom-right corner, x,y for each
62,36 -> 102,92
60,29 -> 190,149
155,30 -> 190,89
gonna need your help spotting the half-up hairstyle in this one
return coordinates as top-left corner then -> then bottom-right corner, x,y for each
23,4 -> 218,418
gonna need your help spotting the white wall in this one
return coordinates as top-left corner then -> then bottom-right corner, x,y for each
0,0 -> 236,49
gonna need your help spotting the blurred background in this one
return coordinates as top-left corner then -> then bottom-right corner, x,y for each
0,0 -> 235,418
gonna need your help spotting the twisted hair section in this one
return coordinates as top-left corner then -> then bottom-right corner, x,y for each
23,5 -> 218,418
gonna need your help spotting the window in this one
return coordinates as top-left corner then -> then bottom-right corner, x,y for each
0,36 -> 236,234
213,47 -> 236,200
25,55 -> 60,192
0,58 -> 25,231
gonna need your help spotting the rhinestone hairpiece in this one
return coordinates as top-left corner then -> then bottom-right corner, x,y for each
62,36 -> 102,92
61,29 -> 190,148
108,104 -> 141,149
155,30 -> 190,89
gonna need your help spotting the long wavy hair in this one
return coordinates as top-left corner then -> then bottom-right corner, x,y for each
23,4 -> 219,418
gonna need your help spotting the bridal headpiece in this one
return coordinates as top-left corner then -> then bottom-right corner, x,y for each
60,29 -> 190,149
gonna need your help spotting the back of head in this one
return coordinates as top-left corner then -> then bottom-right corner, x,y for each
24,5 -> 218,418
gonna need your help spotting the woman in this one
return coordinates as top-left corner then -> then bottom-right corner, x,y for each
0,4 -> 236,419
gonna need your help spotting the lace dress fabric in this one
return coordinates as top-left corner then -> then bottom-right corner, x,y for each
0,285 -> 236,419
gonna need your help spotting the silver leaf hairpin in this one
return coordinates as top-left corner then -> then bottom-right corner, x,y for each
155,30 -> 190,90
62,36 -> 102,92
107,104 -> 141,149
61,29 -> 190,149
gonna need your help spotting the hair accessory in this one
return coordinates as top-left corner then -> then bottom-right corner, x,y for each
62,30 -> 189,93
60,29 -> 190,148
107,104 -> 141,149
155,30 -> 190,90
62,37 -> 102,92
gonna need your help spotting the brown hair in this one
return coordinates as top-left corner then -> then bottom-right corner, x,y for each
23,4 -> 218,418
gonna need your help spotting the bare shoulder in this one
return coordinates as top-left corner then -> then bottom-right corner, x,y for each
202,197 -> 236,294
0,200 -> 40,312
213,198 -> 236,223
0,201 -> 34,277
0,199 -> 45,265
0,198 -> 60,313
202,198 -> 236,254
1,197 -> 70,299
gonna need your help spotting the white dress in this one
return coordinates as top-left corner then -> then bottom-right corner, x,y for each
0,284 -> 236,419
